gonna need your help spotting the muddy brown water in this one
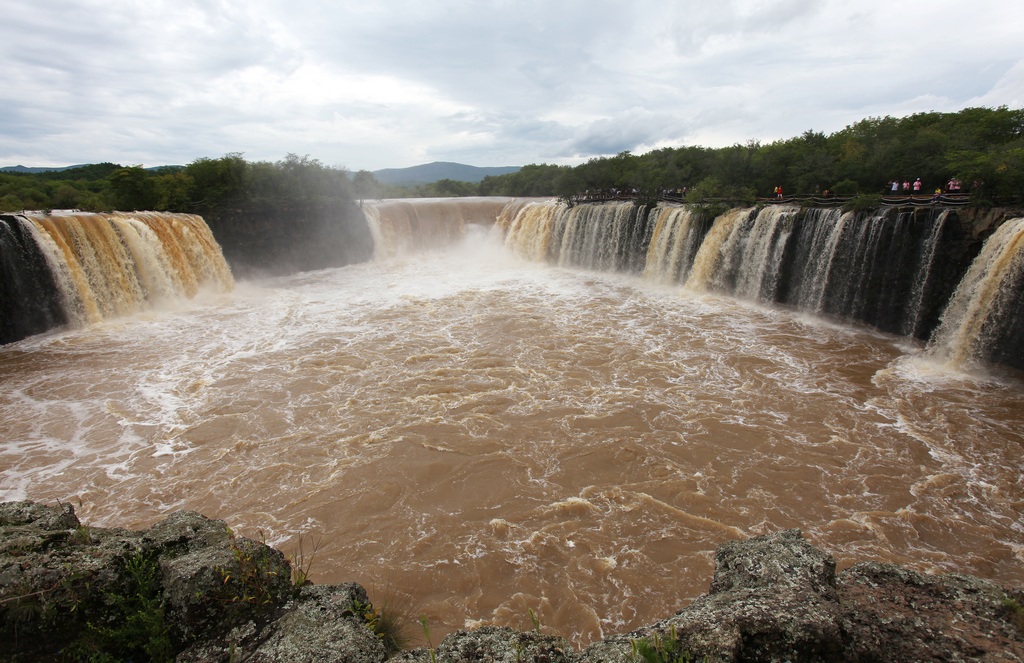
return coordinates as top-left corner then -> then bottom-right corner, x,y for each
2,224 -> 1022,646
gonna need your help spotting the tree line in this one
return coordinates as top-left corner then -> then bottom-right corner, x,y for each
2,106 -> 1021,213
0,153 -> 358,215
469,106 -> 1024,207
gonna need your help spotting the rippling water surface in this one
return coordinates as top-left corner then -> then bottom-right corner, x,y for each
2,225 -> 1023,644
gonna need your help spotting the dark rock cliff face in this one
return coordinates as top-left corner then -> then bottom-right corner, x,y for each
0,216 -> 68,344
203,202 -> 375,279
2,503 -> 1022,662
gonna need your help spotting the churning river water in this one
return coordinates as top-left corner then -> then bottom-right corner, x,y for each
2,221 -> 1023,645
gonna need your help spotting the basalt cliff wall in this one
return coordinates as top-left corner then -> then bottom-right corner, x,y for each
202,200 -> 375,279
2,502 -> 1022,662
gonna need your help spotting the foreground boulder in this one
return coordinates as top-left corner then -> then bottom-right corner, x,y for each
581,529 -> 1024,662
2,502 -> 1022,662
0,501 -> 377,662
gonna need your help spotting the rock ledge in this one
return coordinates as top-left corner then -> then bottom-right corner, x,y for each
2,502 -> 1022,662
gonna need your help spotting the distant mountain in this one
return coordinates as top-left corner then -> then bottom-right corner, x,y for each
1,163 -> 183,179
371,161 -> 519,186
1,164 -> 90,174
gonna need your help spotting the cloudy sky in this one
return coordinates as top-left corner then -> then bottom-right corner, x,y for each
2,0 -> 1022,172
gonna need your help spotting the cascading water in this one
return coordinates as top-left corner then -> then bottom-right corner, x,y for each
642,206 -> 711,285
501,200 -> 560,262
927,217 -> 1024,371
0,211 -> 233,344
501,200 -> 993,352
502,201 -> 653,274
784,207 -> 852,315
771,207 -> 959,339
718,205 -> 797,302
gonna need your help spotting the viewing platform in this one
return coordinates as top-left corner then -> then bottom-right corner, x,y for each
566,190 -> 976,207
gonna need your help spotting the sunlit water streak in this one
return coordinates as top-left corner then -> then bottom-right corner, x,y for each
1,224 -> 1022,646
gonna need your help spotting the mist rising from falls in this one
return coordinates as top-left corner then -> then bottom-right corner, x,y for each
363,198 -> 531,260
0,212 -> 233,343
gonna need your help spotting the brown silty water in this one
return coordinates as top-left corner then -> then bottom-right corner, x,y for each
1,201 -> 1022,646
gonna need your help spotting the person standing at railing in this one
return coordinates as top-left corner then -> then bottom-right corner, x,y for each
913,178 -> 922,193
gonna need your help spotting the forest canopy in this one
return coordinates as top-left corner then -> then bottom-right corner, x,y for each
0,154 -> 357,215
472,106 -> 1024,204
1,106 -> 1021,213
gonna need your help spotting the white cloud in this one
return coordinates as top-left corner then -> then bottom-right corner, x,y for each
0,0 -> 1021,170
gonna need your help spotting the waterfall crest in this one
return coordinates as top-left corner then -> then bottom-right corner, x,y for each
0,212 -> 233,343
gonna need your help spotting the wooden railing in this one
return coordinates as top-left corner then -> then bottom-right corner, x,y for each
564,190 -> 977,207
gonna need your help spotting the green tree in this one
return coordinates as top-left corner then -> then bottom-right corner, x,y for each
108,166 -> 157,210
154,171 -> 194,210
352,170 -> 380,204
555,167 -> 585,206
185,153 -> 248,211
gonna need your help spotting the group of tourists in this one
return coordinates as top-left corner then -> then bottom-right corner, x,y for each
886,177 -> 968,197
887,178 -> 925,195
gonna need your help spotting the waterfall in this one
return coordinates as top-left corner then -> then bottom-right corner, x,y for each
363,197 -> 528,260
0,212 -> 233,344
363,200 -> 464,259
502,200 -> 560,262
780,207 -> 843,314
643,207 -> 708,284
927,217 -> 1024,371
497,199 -> 1021,371
505,200 -> 955,325
902,209 -> 952,338
9,199 -> 1017,371
792,208 -> 954,336
683,208 -> 753,293
730,206 -> 797,302
503,201 -> 654,274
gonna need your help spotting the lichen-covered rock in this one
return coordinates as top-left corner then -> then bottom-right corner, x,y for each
838,561 -> 1024,661
0,504 -> 294,661
140,510 -> 293,646
0,500 -> 80,530
581,529 -> 844,663
0,501 -> 145,661
393,625 -> 574,663
709,528 -> 837,598
179,583 -> 387,663
247,583 -> 387,663
581,530 -> 1024,663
